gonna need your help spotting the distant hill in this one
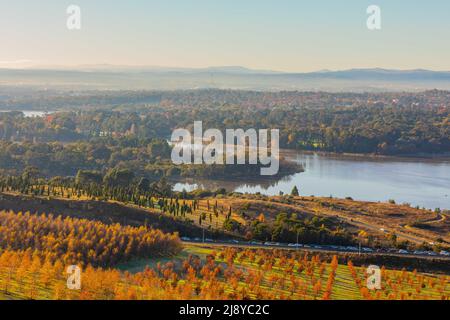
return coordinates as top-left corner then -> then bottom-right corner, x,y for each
1,67 -> 450,91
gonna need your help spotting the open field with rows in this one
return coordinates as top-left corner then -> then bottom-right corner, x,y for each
2,243 -> 447,301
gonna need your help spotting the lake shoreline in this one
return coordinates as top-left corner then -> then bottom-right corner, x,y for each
282,149 -> 450,163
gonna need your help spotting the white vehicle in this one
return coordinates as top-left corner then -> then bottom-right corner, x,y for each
439,250 -> 450,256
362,247 -> 374,253
398,249 -> 409,254
427,251 -> 438,256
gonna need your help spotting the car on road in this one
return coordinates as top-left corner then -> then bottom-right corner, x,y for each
398,249 -> 409,254
264,242 -> 281,246
439,250 -> 450,256
180,237 -> 191,241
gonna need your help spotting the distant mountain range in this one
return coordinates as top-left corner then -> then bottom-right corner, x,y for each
16,64 -> 283,74
1,66 -> 450,91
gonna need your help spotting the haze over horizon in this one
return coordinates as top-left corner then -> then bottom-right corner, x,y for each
2,64 -> 450,74
1,0 -> 450,72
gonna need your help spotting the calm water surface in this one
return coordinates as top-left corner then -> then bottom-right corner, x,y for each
173,151 -> 450,210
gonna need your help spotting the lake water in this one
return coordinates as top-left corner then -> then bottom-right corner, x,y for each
173,151 -> 450,210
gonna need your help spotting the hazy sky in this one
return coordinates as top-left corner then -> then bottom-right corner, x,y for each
1,0 -> 450,72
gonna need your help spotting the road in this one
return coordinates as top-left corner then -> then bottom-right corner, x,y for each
182,240 -> 450,260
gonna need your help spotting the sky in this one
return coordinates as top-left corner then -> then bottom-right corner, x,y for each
1,0 -> 450,72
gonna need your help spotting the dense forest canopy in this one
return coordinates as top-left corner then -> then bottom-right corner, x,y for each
0,89 -> 448,156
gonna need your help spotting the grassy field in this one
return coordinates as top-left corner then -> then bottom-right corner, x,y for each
214,195 -> 450,246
